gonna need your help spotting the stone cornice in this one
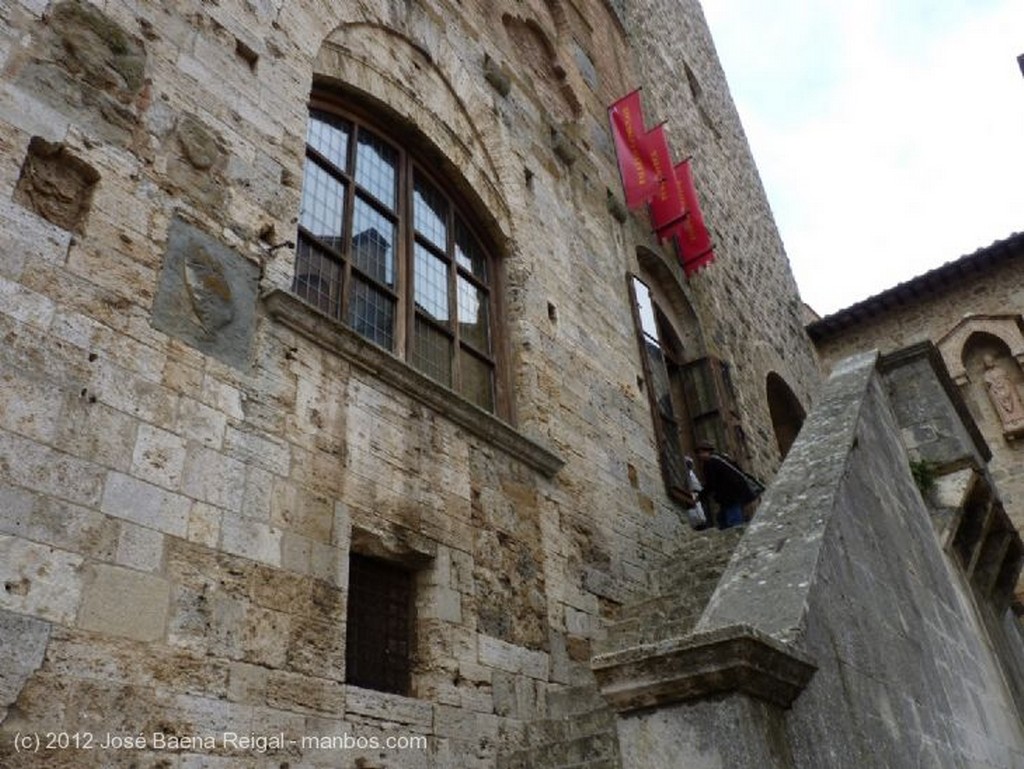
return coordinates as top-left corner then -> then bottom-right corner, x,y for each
262,289 -> 564,478
592,624 -> 816,713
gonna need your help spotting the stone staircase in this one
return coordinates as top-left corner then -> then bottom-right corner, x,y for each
593,527 -> 745,655
497,528 -> 745,769
497,683 -> 619,769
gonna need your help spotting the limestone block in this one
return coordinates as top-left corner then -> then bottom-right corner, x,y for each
54,396 -> 138,473
101,471 -> 190,537
281,530 -> 312,574
77,563 -> 170,642
0,82 -> 71,148
265,670 -> 345,716
419,584 -> 463,624
177,395 -> 227,448
226,660 -> 268,704
0,427 -> 106,508
170,691 -> 254,738
345,685 -> 433,727
201,374 -> 246,421
187,501 -> 222,548
131,422 -> 187,490
0,273 -> 56,330
0,370 -> 63,445
225,424 -> 291,476
286,615 -> 344,681
115,521 -> 164,572
241,464 -> 275,522
0,608 -> 51,722
220,512 -> 282,566
85,360 -> 179,427
182,445 -> 247,512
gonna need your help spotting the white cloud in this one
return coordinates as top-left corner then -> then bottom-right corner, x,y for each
702,0 -> 1024,315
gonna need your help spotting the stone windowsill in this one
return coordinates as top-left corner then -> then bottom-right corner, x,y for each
262,289 -> 564,478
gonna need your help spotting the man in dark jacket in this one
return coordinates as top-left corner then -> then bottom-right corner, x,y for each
695,440 -> 757,529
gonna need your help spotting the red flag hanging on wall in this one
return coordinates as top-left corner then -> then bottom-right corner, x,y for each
607,90 -> 717,279
608,91 -> 661,209
658,159 -> 715,276
646,133 -> 687,233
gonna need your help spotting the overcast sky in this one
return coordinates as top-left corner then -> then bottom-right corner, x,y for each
699,0 -> 1024,317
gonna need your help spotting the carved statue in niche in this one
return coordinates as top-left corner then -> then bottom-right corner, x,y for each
982,354 -> 1024,435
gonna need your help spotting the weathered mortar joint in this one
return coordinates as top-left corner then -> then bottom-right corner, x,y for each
591,624 -> 816,713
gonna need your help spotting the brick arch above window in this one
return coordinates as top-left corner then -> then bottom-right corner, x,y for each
292,97 -> 507,416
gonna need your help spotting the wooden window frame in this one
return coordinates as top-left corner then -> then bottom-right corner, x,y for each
293,96 -> 507,416
628,274 -> 748,504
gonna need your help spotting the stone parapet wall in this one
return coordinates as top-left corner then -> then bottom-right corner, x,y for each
595,347 -> 1024,768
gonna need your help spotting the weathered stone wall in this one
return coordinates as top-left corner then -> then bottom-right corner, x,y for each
0,0 -> 822,767
812,249 -> 1024,594
597,350 -> 1024,768
621,0 -> 823,474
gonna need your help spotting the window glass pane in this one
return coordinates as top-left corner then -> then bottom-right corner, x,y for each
645,340 -> 674,420
455,218 -> 488,282
414,243 -> 450,323
414,174 -> 448,251
307,111 -> 350,170
459,348 -> 494,411
632,276 -> 659,342
412,317 -> 452,387
457,275 -> 489,351
293,236 -> 342,319
348,276 -> 395,350
355,130 -> 397,208
352,197 -> 395,287
299,161 -> 346,250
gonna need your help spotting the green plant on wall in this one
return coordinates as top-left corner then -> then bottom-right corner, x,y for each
910,459 -> 939,495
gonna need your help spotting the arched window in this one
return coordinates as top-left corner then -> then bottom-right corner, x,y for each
293,102 -> 500,413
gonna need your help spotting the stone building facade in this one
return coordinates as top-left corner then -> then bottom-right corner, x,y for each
0,1 -> 1021,768
0,0 -> 821,766
809,232 -> 1024,605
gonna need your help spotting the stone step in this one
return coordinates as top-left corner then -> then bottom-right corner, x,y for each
593,613 -> 701,654
615,581 -> 717,621
653,529 -> 744,592
545,684 -> 609,719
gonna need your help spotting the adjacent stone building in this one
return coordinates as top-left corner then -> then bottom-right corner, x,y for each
809,232 -> 1024,606
0,1 -> 1021,768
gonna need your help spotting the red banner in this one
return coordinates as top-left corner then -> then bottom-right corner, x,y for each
607,91 -> 716,279
646,134 -> 687,233
608,91 -> 660,209
659,160 -> 714,276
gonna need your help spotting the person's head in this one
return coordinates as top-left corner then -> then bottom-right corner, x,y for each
695,440 -> 714,458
